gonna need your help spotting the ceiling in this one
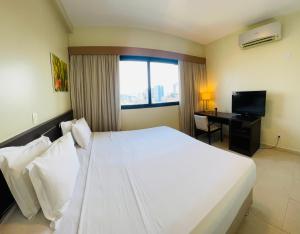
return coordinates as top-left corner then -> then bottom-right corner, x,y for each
60,0 -> 300,44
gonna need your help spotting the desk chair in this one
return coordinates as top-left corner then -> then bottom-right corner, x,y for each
194,115 -> 223,145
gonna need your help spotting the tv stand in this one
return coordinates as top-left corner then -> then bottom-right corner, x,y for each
194,111 -> 261,156
229,117 -> 261,156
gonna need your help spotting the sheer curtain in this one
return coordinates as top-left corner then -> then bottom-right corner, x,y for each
179,61 -> 207,136
69,55 -> 121,131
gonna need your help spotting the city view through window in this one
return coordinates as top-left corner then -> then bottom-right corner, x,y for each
120,60 -> 179,106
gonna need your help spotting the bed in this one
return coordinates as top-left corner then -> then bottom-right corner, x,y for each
0,115 -> 256,234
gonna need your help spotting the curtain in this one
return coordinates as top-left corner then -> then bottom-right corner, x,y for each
69,55 -> 121,132
179,61 -> 207,136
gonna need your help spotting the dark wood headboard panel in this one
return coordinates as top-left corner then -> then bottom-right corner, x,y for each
0,110 -> 73,219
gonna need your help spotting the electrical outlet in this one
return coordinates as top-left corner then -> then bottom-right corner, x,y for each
32,112 -> 38,125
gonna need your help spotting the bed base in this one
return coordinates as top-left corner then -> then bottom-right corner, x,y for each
191,189 -> 253,234
226,189 -> 253,234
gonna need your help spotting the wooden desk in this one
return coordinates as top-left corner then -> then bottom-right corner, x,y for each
195,111 -> 238,125
194,111 -> 261,156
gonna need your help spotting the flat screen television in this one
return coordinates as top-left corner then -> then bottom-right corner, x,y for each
232,91 -> 266,117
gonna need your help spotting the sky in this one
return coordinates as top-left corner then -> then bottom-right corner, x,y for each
120,61 -> 179,96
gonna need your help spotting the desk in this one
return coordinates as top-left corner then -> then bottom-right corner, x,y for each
194,111 -> 261,156
195,111 -> 237,124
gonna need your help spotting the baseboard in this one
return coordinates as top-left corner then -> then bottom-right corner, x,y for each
261,143 -> 300,156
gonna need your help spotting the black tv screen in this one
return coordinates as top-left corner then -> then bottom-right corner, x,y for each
232,91 -> 266,116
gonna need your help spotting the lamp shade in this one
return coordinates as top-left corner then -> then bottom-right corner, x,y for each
201,92 -> 212,100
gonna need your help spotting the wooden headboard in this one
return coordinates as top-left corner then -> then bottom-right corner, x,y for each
0,110 -> 73,219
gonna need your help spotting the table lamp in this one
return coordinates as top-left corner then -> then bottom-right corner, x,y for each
201,92 -> 212,111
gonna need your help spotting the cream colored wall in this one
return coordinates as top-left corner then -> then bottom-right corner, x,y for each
0,0 -> 71,142
69,26 -> 205,57
69,26 -> 204,130
205,11 -> 300,152
121,106 -> 180,130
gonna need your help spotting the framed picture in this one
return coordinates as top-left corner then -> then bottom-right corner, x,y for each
50,53 -> 68,92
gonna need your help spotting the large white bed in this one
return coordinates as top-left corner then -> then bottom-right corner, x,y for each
0,126 -> 256,234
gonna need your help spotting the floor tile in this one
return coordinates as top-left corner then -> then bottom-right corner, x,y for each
294,161 -> 300,181
251,185 -> 289,229
283,199 -> 300,234
237,210 -> 288,234
289,179 -> 300,203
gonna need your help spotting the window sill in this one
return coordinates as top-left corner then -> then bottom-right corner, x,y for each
121,102 -> 179,110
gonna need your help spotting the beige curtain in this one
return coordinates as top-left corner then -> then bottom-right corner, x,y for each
179,61 -> 207,136
69,55 -> 121,132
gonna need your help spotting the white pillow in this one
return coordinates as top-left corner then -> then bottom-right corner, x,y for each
0,136 -> 51,219
72,118 -> 91,149
60,119 -> 76,135
0,146 -> 21,166
27,133 -> 80,224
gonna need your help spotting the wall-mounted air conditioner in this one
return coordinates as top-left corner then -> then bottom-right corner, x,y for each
239,22 -> 282,48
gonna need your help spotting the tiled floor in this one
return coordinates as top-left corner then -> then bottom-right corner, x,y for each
210,138 -> 300,234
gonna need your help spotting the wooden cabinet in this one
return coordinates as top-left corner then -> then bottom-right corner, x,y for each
229,118 -> 261,156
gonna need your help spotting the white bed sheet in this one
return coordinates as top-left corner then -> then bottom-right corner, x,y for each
78,127 -> 256,234
0,127 -> 256,234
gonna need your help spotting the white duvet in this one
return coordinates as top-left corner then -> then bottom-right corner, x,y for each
1,127 -> 256,234
78,127 -> 256,234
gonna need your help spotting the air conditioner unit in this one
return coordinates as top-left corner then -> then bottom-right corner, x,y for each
239,22 -> 282,48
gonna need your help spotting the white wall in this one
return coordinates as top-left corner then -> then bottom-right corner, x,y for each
69,26 -> 204,57
205,11 -> 300,152
0,0 -> 71,142
121,106 -> 179,130
69,26 -> 204,130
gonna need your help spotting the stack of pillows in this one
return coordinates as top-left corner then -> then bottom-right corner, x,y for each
0,117 -> 91,228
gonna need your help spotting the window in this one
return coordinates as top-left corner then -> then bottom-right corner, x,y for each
120,61 -> 148,105
120,56 -> 179,109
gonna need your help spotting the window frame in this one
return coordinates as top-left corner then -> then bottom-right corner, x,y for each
120,55 -> 179,109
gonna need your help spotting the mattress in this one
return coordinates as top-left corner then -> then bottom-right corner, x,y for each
77,127 -> 256,234
0,127 -> 256,234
